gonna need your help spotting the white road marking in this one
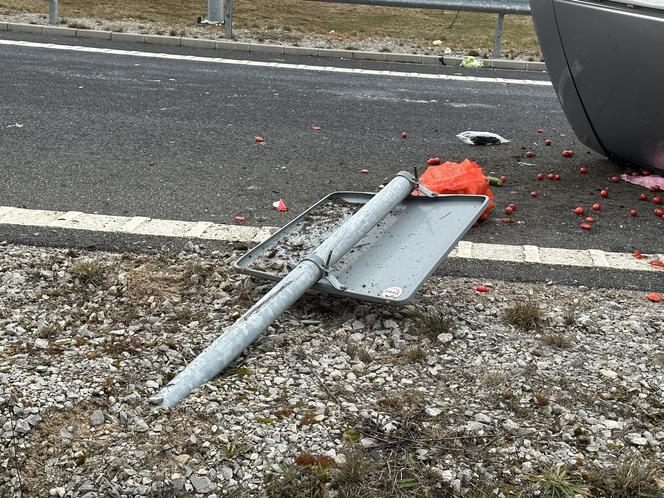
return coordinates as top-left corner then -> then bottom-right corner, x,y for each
1,206 -> 662,273
0,39 -> 553,87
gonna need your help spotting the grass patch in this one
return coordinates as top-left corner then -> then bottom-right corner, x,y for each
1,0 -> 540,54
527,466 -> 590,497
504,300 -> 544,331
415,310 -> 454,340
404,345 -> 427,364
584,456 -> 664,498
346,344 -> 372,363
66,20 -> 89,29
70,258 -> 104,286
539,333 -> 573,349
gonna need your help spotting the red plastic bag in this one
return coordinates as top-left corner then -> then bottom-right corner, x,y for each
415,159 -> 495,221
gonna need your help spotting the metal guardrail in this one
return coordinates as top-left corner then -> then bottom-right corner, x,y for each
309,0 -> 531,57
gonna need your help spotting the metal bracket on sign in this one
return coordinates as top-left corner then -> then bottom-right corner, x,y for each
303,253 -> 347,291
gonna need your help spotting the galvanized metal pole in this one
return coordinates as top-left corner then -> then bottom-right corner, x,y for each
48,0 -> 58,25
208,0 -> 223,23
224,0 -> 233,39
492,13 -> 505,58
157,172 -> 418,408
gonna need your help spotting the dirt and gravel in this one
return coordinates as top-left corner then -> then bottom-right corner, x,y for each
1,241 -> 663,497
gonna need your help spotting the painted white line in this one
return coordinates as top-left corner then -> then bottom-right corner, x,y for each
1,206 -> 662,273
0,39 -> 552,87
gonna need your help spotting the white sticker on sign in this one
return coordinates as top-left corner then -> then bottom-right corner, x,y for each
381,287 -> 403,299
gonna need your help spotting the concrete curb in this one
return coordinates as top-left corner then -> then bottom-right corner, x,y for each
3,22 -> 547,72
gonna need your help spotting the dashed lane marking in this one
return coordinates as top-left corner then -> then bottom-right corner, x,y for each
0,39 -> 553,87
1,206 -> 662,273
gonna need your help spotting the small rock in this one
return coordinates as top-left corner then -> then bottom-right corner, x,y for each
190,475 -> 215,494
600,368 -> 618,379
426,407 -> 443,417
437,333 -> 453,344
89,410 -> 105,427
626,433 -> 648,446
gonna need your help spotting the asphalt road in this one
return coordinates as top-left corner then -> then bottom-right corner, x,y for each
1,31 -> 661,259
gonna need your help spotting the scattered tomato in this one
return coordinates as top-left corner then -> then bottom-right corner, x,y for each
630,209 -> 638,217
585,216 -> 595,223
573,207 -> 584,215
639,193 -> 648,201
255,136 -> 264,143
360,168 -> 369,174
647,292 -> 662,303
476,285 -> 490,293
554,174 -> 561,181
501,217 -> 514,224
500,175 -> 508,184
547,173 -> 555,181
544,139 -> 552,146
592,203 -> 601,211
562,150 -> 574,157
427,157 -> 441,166
653,196 -> 663,205
580,223 -> 592,230
579,167 -> 588,174
536,128 -> 544,134
600,189 -> 609,198
504,206 -> 514,215
656,208 -> 664,217
650,260 -> 664,268
233,215 -> 246,222
610,175 -> 620,183
273,199 -> 288,212
400,131 -> 408,139
311,125 -> 321,131
633,250 -> 645,260
537,173 -> 545,181
526,151 -> 535,158
530,191 -> 538,198
508,203 -> 517,211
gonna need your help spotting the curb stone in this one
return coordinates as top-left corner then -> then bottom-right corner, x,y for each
3,21 -> 547,71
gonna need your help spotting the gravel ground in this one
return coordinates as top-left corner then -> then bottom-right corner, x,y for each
1,242 -> 663,497
0,11 -> 540,61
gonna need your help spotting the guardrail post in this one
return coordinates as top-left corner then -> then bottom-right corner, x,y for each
48,0 -> 58,25
492,12 -> 505,58
224,0 -> 233,38
208,0 -> 223,23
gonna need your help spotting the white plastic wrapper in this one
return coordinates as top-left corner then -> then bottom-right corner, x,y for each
456,131 -> 510,146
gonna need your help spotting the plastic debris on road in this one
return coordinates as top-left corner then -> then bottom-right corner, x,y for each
415,159 -> 495,221
457,131 -> 509,146
460,56 -> 483,69
273,199 -> 288,212
621,174 -> 664,190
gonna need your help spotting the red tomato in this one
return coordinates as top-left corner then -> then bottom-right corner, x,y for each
573,207 -> 584,215
504,206 -> 514,215
600,189 -> 609,198
508,203 -> 517,211
547,173 -> 555,181
501,217 -> 514,224
544,139 -> 552,146
526,151 -> 535,158
360,168 -> 369,174
530,191 -> 538,198
633,250 -> 645,260
579,167 -> 588,174
630,209 -> 638,217
655,208 -> 664,217
476,285 -> 490,293
592,203 -> 601,211
585,216 -> 595,223
311,125 -> 321,131
427,157 -> 441,166
580,223 -> 592,230
653,196 -> 663,205
650,260 -> 664,268
500,175 -> 508,184
537,173 -> 545,181
562,150 -> 574,157
401,131 -> 408,139
255,136 -> 265,143
536,128 -> 544,133
233,215 -> 246,222
610,176 -> 621,183
647,292 -> 662,303
554,174 -> 561,181
639,193 -> 648,201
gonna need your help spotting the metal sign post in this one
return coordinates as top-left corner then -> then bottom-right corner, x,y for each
208,0 -> 224,23
49,0 -> 58,25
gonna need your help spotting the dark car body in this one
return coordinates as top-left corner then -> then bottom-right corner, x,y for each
530,0 -> 664,171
